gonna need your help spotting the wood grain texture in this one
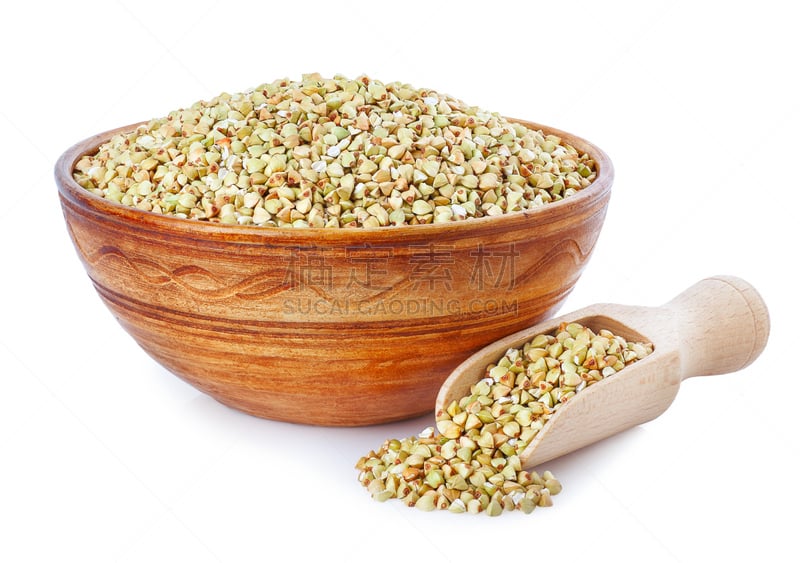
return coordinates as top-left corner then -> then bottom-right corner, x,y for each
436,276 -> 770,467
55,119 -> 613,426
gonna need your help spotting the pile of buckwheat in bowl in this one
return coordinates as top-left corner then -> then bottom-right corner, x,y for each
57,71 -> 613,427
73,73 -> 597,228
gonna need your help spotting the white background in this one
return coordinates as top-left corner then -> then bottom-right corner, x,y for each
2,1 -> 797,561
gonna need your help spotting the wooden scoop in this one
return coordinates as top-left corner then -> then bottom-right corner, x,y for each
435,276 -> 770,468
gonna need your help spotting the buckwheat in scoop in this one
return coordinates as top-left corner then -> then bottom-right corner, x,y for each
355,322 -> 653,516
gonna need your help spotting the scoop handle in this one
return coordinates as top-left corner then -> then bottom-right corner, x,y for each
663,276 -> 769,379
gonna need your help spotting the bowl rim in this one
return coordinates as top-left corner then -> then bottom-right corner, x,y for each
55,118 -> 613,243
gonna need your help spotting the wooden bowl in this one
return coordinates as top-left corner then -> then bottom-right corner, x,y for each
55,119 -> 613,426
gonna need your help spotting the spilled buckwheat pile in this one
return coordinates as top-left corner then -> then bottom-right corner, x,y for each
73,73 -> 596,227
356,322 -> 653,515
